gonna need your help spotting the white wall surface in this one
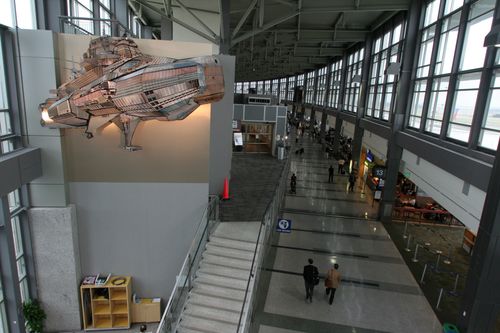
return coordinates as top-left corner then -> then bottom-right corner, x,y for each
342,120 -> 356,138
401,149 -> 485,232
362,130 -> 389,160
70,182 -> 208,301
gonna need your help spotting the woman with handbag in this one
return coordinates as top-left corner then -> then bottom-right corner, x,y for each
325,263 -> 341,305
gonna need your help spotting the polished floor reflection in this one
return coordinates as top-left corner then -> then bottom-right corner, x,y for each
253,138 -> 442,333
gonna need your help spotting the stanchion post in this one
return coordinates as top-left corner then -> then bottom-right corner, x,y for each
436,288 -> 444,310
405,235 -> 412,252
412,244 -> 420,262
449,273 -> 460,296
420,263 -> 428,284
403,220 -> 408,239
435,250 -> 442,271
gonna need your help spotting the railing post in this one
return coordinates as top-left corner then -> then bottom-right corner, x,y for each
405,234 -> 412,252
403,220 -> 409,239
449,273 -> 460,296
187,254 -> 192,290
435,250 -> 442,271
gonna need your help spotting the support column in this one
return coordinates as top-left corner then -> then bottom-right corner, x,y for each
161,0 -> 173,40
379,0 -> 422,222
143,26 -> 153,39
219,0 -> 231,54
43,0 -> 66,32
112,0 -> 128,36
320,112 -> 328,139
458,138 -> 500,332
333,117 -> 343,155
310,107 -> 316,125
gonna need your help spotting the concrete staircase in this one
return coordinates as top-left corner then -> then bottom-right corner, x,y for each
177,222 -> 260,333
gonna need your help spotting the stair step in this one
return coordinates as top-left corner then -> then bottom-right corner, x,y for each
205,244 -> 254,261
177,328 -> 206,333
198,262 -> 250,281
179,314 -> 237,333
209,236 -> 256,252
192,282 -> 246,301
187,293 -> 243,312
202,253 -> 253,270
183,304 -> 240,324
195,272 -> 248,290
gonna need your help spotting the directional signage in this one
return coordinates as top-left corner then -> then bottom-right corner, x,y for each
276,219 -> 292,233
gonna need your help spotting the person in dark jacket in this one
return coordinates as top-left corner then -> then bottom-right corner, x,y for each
303,258 -> 319,303
328,165 -> 334,183
348,172 -> 356,192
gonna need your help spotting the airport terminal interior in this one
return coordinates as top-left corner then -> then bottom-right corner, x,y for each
2,0 -> 500,332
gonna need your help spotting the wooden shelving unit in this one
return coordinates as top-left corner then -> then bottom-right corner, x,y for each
81,276 -> 132,330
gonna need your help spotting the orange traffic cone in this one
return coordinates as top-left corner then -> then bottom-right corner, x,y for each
222,177 -> 230,200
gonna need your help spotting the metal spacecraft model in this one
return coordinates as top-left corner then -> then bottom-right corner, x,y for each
40,36 -> 224,151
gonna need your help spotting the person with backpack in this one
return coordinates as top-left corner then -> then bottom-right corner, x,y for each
348,172 -> 356,192
303,258 -> 319,303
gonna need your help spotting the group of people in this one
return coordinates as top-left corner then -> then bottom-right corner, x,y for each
327,163 -> 357,192
303,258 -> 341,305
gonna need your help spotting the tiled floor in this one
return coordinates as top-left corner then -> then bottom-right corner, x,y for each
252,135 -> 442,333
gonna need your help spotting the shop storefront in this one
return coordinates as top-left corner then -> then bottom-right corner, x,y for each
360,148 -> 386,200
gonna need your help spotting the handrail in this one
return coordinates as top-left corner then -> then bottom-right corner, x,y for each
155,195 -> 219,333
236,153 -> 291,332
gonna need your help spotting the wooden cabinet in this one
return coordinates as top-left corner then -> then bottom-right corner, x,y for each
131,298 -> 161,323
80,276 -> 132,330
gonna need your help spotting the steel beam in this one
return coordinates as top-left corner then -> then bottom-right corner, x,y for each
174,0 -> 218,37
231,11 -> 300,46
232,0 -> 258,38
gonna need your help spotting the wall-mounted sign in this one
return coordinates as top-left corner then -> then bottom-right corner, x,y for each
234,133 -> 243,146
40,36 -> 225,151
276,219 -> 292,233
366,149 -> 374,163
372,166 -> 386,179
374,190 -> 382,200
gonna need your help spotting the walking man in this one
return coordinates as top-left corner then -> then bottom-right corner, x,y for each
348,172 -> 355,192
328,165 -> 334,183
303,258 -> 319,303
325,263 -> 341,305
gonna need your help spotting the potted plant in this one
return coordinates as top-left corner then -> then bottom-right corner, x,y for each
23,299 -> 46,333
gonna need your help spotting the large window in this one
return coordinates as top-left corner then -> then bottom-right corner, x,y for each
408,0 -> 496,150
264,80 -> 271,95
327,59 -> 343,108
0,33 -> 16,155
366,18 -> 405,121
271,79 -> 279,97
480,70 -> 500,150
315,66 -> 328,106
305,71 -> 316,104
256,81 -> 264,94
99,0 -> 112,36
279,78 -> 287,103
287,76 -> 296,101
0,0 -> 37,29
345,48 -> 364,112
68,0 -> 95,34
0,275 -> 7,333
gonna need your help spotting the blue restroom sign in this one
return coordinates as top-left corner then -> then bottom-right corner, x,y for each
276,219 -> 292,233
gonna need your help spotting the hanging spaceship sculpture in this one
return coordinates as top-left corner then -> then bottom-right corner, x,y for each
40,36 -> 224,151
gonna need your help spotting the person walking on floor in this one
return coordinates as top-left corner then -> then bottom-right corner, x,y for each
348,172 -> 356,192
328,165 -> 334,183
338,158 -> 345,174
325,263 -> 341,305
303,258 -> 319,303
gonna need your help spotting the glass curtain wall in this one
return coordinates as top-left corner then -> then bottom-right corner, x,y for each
0,275 -> 6,333
328,59 -> 343,108
366,17 -> 406,121
99,0 -> 112,36
305,71 -> 316,103
264,80 -> 271,95
345,48 -> 364,112
0,0 -> 37,29
271,79 -> 279,97
408,0 -> 497,151
279,78 -> 287,102
287,76 -> 296,101
67,0 -> 94,34
316,66 -> 328,106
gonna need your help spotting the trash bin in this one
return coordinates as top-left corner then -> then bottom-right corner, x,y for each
443,323 -> 459,333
